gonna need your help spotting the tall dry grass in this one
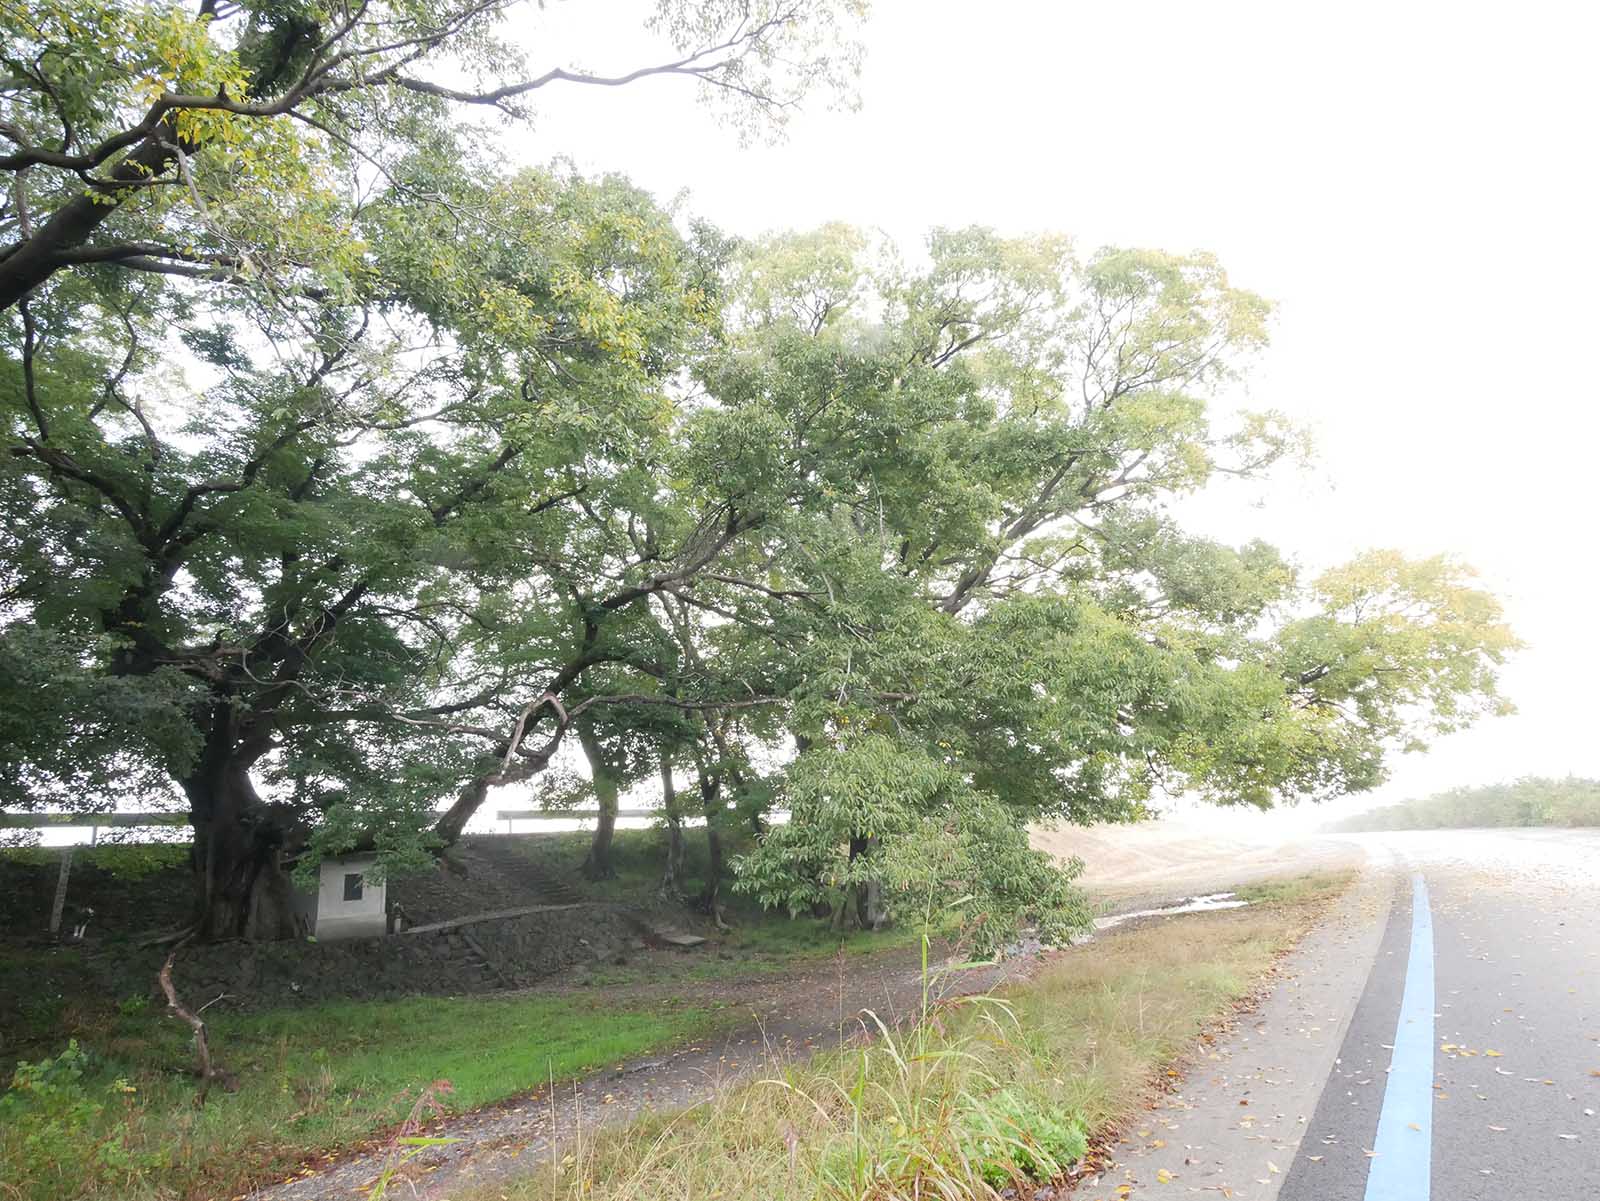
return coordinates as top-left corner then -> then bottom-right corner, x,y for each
497,873 -> 1349,1201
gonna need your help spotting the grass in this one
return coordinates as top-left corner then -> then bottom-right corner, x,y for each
0,824 -> 1354,1201
473,869 -> 1355,1201
0,988 -> 733,1201
0,827 -> 942,1201
1234,870 -> 1354,907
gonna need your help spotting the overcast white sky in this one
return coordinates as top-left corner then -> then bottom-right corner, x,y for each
495,0 -> 1599,822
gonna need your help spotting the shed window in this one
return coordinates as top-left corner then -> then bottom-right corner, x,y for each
342,872 -> 364,902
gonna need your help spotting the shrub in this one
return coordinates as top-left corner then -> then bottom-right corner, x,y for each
962,1086 -> 1088,1188
0,1040 -> 167,1199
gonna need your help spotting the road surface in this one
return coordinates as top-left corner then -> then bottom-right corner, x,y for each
1094,828 -> 1600,1200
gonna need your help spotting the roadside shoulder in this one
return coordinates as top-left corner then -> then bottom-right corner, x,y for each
1077,863 -> 1393,1200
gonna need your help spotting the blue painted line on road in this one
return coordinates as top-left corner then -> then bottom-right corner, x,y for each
1364,873 -> 1434,1201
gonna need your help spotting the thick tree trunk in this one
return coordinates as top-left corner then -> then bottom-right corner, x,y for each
434,775 -> 490,847
830,893 -> 858,931
658,753 -> 685,899
583,800 -> 618,881
576,718 -> 619,881
864,878 -> 887,931
183,758 -> 301,941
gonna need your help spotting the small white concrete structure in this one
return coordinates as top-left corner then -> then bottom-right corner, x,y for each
297,855 -> 386,940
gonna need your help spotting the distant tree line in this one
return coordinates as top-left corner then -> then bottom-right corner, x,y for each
1331,776 -> 1600,831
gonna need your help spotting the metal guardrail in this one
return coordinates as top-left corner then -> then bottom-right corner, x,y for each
2,806 -> 730,843
494,808 -> 659,821
0,812 -> 189,828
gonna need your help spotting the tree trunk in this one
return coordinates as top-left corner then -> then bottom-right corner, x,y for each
701,823 -> 725,918
434,774 -> 490,847
584,799 -> 619,881
576,717 -> 619,881
847,832 -> 885,931
183,758 -> 301,942
864,878 -> 887,931
658,753 -> 685,899
695,763 -> 725,920
830,893 -> 858,931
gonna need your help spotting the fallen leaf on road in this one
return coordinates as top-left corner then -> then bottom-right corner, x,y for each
1485,1049 -> 1503,1057
1156,1168 -> 1173,1184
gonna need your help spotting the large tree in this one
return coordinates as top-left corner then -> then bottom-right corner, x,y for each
686,227 -> 1519,947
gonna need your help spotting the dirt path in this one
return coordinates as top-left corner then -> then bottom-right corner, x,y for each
250,943 -> 1030,1201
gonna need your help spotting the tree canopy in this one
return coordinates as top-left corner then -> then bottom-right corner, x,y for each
0,0 -> 864,308
1,0 -> 1519,951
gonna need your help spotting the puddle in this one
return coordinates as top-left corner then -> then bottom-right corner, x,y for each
1007,892 -> 1251,956
1092,891 -> 1249,932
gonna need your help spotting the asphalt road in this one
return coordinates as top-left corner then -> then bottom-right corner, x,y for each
1094,828 -> 1600,1201
1278,830 -> 1600,1201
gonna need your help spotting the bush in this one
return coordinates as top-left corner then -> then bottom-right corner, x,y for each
2,1040 -> 104,1143
762,965 -> 1090,1199
0,1040 -> 167,1199
963,1086 -> 1088,1188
